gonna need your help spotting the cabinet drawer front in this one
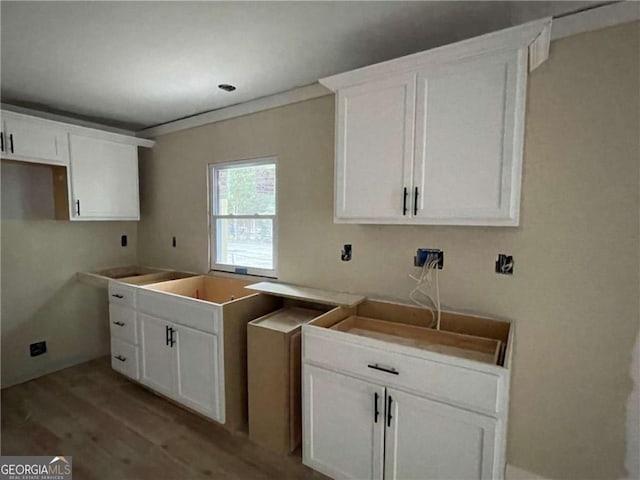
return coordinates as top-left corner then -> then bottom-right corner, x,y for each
111,338 -> 139,380
109,304 -> 137,344
304,332 -> 500,414
108,282 -> 136,308
138,290 -> 219,334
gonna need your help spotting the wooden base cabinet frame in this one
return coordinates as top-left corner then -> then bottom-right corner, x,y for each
301,300 -> 514,480
245,282 -> 365,455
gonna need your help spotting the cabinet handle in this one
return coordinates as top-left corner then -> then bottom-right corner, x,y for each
169,327 -> 176,347
367,363 -> 399,375
0,132 -> 4,152
114,355 -> 127,362
374,392 -> 380,423
387,395 -> 393,427
413,187 -> 419,215
402,187 -> 408,215
9,133 -> 14,153
111,294 -> 124,299
76,199 -> 81,216
165,325 -> 170,346
112,321 -> 125,326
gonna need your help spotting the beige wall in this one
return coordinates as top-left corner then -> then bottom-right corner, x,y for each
1,161 -> 138,387
138,23 -> 640,479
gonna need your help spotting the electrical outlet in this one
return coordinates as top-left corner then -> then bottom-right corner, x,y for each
172,236 -> 177,248
341,244 -> 352,261
30,341 -> 47,357
496,254 -> 514,275
414,249 -> 444,269
121,235 -> 127,247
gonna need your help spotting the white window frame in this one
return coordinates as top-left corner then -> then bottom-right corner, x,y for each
208,156 -> 278,278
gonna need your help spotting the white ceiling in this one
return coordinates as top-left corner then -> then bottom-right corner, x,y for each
1,1 -> 602,131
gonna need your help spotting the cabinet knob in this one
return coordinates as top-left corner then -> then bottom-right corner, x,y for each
114,355 -> 127,362
111,294 -> 124,299
112,321 -> 125,326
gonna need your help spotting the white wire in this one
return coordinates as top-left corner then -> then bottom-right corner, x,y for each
408,254 -> 442,329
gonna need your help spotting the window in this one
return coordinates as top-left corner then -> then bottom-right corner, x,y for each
209,157 -> 277,277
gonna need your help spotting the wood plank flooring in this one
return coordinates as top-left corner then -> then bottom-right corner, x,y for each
1,357 -> 327,480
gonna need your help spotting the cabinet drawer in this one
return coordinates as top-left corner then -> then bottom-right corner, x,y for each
111,338 -> 139,380
303,331 -> 501,414
137,289 -> 219,334
108,282 -> 136,308
109,304 -> 137,344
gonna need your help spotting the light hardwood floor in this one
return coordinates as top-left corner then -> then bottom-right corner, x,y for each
1,357 -> 326,480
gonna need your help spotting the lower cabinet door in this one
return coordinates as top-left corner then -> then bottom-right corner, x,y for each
174,324 -> 221,421
139,313 -> 176,397
384,388 -> 498,480
303,364 -> 385,480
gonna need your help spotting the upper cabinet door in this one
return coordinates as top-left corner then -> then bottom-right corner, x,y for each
335,73 -> 415,222
384,388 -> 498,480
69,134 -> 139,220
412,50 -> 526,225
2,112 -> 69,165
303,364 -> 385,480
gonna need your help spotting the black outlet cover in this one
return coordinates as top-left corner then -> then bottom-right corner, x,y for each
30,341 -> 47,357
496,254 -> 514,275
121,235 -> 127,247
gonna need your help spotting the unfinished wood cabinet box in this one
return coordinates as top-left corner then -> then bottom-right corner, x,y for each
245,282 -> 365,455
248,306 -> 328,455
302,299 -> 514,480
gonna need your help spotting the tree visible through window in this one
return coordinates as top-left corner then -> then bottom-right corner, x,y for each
210,158 -> 277,276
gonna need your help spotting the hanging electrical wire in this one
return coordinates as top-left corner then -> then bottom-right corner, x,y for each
409,254 -> 441,330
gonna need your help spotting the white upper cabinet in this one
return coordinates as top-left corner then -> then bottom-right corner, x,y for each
1,111 -> 69,165
68,134 -> 140,220
336,73 -> 415,221
1,109 -> 154,221
321,18 -> 552,226
413,50 -> 525,224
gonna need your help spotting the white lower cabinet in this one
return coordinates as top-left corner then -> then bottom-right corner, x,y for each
304,365 -> 385,480
139,313 -> 176,397
304,364 -> 498,480
110,337 -> 139,380
384,388 -> 497,480
139,313 -> 221,420
174,323 -> 220,419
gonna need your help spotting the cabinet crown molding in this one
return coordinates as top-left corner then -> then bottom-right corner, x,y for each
320,17 -> 552,91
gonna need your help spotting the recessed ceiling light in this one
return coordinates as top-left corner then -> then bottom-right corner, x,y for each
218,84 -> 236,92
